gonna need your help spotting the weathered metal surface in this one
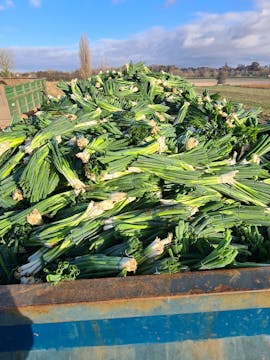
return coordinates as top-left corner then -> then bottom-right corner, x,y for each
0,84 -> 11,129
1,267 -> 270,307
5,78 -> 47,119
0,79 -> 47,128
1,268 -> 270,359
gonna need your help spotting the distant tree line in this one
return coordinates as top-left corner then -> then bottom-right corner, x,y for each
5,61 -> 270,82
16,68 -> 107,81
148,62 -> 270,78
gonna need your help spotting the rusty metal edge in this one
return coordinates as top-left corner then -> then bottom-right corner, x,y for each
1,267 -> 270,309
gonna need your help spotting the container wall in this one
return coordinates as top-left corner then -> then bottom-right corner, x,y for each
0,84 -> 11,129
1,268 -> 270,359
4,79 -> 47,120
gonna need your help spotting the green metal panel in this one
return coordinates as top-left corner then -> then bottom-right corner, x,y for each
24,83 -> 30,92
4,87 -> 15,96
19,96 -> 26,113
4,79 -> 47,118
25,94 -> 32,110
0,85 -> 11,129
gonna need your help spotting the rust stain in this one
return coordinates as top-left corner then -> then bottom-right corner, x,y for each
2,267 -> 270,310
18,304 -> 52,316
214,285 -> 234,292
2,288 -> 270,328
187,289 -> 205,295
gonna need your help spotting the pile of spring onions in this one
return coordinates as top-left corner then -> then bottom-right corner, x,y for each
1,62 -> 270,285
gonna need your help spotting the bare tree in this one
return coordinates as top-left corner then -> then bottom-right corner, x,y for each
0,49 -> 14,77
79,34 -> 92,79
216,64 -> 229,85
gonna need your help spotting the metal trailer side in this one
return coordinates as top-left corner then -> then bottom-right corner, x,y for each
0,79 -> 47,129
1,267 -> 270,359
0,84 -> 11,129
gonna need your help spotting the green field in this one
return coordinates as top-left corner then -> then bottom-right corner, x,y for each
195,85 -> 270,121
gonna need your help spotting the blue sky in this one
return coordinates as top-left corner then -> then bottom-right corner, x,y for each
0,0 -> 269,71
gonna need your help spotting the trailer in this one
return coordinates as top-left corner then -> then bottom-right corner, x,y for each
0,78 -> 47,129
1,267 -> 270,359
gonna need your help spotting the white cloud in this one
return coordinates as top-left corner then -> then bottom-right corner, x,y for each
255,0 -> 270,10
0,0 -> 14,11
11,0 -> 270,71
29,0 -> 41,8
233,34 -> 261,49
92,2 -> 270,68
12,46 -> 78,71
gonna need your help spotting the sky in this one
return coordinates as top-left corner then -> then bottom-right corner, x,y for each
0,0 -> 269,71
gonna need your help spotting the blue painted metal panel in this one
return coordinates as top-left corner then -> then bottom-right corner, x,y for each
1,308 -> 270,352
1,268 -> 270,359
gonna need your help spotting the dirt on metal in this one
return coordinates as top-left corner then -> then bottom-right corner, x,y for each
2,267 -> 270,309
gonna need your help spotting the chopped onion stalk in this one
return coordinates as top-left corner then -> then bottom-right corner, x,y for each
85,198 -> 125,218
51,141 -> 86,192
195,229 -> 238,270
119,257 -> 137,272
0,190 -> 76,238
71,254 -> 137,278
210,151 -> 238,167
141,233 -> 173,262
26,209 -> 44,226
109,192 -> 127,202
0,142 -> 10,157
149,120 -> 159,135
100,172 -> 124,181
137,257 -> 183,275
76,134 -> 110,163
0,150 -> 25,181
55,135 -> 62,144
76,151 -> 91,163
29,202 -> 99,248
68,178 -> 86,191
76,136 -> 89,150
20,143 -> 60,202
84,169 -> 96,181
12,189 -> 23,201
24,117 -> 74,154
185,137 -> 199,151
189,206 -> 199,216
0,131 -> 26,158
16,234 -> 90,279
157,136 -> 167,154
127,167 -> 142,173
219,170 -> 239,185
251,153 -> 261,164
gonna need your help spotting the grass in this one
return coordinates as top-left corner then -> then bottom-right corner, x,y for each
195,85 -> 270,121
